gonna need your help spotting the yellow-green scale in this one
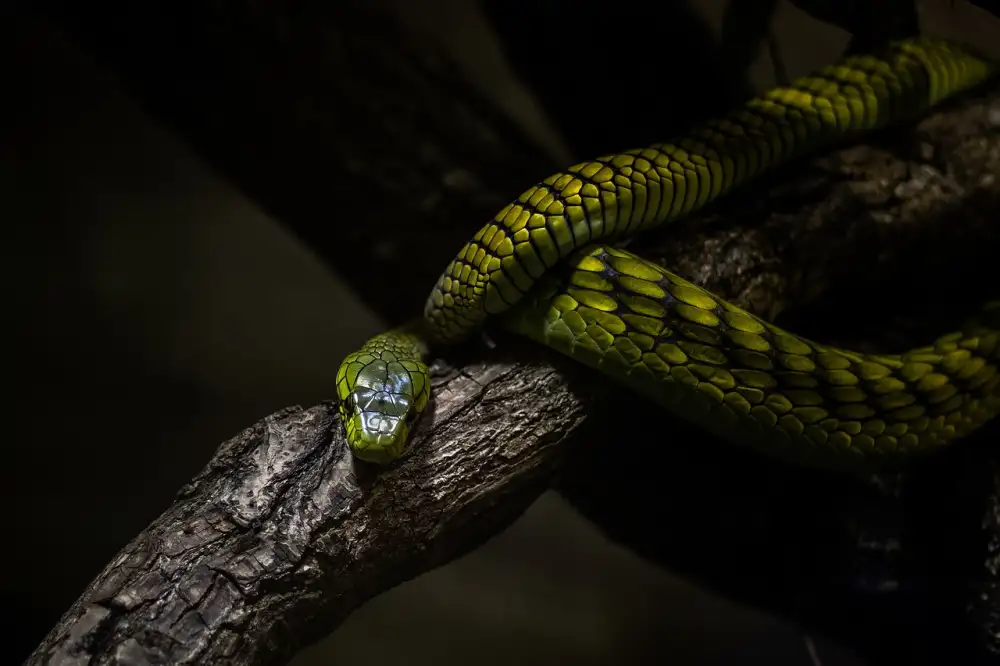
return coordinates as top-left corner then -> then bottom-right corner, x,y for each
424,38 -> 993,345
504,246 -> 1000,470
337,37 -> 998,468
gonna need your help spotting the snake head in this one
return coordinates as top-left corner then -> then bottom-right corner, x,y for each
335,334 -> 430,464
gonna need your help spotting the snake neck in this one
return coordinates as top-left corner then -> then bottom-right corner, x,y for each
385,318 -> 433,358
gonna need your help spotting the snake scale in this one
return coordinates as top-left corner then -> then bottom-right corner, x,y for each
336,37 -> 1000,471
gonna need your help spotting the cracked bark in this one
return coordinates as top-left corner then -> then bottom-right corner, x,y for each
31,1 -> 1000,664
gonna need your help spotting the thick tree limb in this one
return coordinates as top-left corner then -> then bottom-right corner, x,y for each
29,378 -> 580,665
33,1 -> 1000,664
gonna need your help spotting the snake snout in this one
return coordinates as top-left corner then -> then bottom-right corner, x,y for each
342,385 -> 416,464
359,407 -> 405,438
351,410 -> 409,464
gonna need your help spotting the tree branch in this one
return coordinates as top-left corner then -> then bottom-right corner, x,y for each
33,1 -> 1000,664
30,372 -> 581,665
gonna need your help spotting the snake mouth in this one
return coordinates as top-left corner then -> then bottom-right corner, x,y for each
346,411 -> 410,465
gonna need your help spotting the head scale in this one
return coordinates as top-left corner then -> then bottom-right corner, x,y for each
336,333 -> 430,464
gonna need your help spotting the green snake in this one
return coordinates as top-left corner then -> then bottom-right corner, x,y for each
336,37 -> 1000,471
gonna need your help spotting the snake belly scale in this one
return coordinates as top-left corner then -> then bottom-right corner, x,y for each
336,37 -> 1000,469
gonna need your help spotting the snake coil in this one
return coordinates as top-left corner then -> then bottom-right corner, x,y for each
336,37 -> 999,469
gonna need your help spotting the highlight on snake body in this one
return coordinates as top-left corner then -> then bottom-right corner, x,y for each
335,37 -> 1000,471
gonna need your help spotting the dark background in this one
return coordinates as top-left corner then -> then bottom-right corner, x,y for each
6,1 -> 1000,665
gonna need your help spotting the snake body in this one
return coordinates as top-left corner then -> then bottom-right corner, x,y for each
336,37 -> 1000,469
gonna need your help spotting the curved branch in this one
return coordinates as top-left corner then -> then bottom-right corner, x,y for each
30,361 -> 581,665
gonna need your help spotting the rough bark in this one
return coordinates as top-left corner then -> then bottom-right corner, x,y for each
32,1 -> 1000,664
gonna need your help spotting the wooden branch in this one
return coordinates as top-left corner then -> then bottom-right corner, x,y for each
35,1 -> 1000,664
29,367 -> 584,665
